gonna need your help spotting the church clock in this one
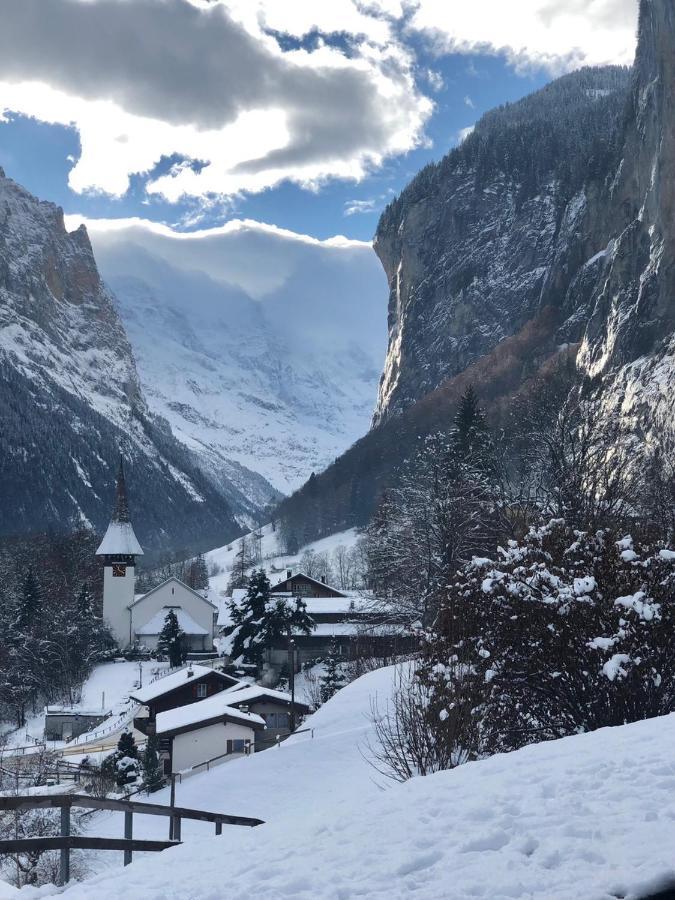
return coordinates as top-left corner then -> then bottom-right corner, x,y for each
112,563 -> 127,578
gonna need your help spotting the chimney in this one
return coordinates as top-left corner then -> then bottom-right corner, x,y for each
239,704 -> 249,714
186,666 -> 194,678
321,575 -> 326,584
286,569 -> 292,579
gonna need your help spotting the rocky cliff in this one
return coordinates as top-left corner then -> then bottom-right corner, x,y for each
277,0 -> 675,542
374,0 -> 675,454
0,169 -> 240,554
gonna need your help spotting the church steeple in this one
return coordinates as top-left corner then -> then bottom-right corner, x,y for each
112,456 -> 130,523
97,455 -> 143,649
96,456 -> 143,558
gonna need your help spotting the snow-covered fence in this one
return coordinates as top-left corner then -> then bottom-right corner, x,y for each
0,793 -> 264,885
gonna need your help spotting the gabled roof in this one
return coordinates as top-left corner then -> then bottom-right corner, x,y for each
156,695 -> 266,736
129,576 -> 217,610
222,683 -> 310,713
135,607 -> 209,637
270,571 -> 347,598
130,665 -> 239,705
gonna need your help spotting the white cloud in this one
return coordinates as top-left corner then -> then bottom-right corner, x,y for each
409,0 -> 638,72
344,199 -> 378,216
464,95 -> 475,108
65,214 -> 371,298
0,0 -> 431,201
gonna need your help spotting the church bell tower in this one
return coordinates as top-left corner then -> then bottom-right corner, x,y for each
96,457 -> 143,648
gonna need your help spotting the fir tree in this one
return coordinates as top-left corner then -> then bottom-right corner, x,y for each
224,569 -> 314,668
16,568 -> 42,630
158,609 -> 186,668
102,730 -> 140,787
142,734 -> 164,793
319,642 -> 346,704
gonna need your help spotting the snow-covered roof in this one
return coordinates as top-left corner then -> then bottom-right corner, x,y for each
270,571 -> 347,597
96,521 -> 144,556
156,694 -> 265,735
221,683 -> 310,711
135,607 -> 209,637
130,665 -> 236,704
129,576 -> 216,609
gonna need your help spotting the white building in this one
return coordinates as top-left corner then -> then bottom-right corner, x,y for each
155,694 -> 265,772
96,460 -> 217,653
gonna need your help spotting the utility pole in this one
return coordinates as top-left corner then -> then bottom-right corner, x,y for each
288,637 -> 296,732
138,660 -> 143,689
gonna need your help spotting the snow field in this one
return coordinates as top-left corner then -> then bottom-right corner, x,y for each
16,665 -> 675,900
205,524 -> 361,595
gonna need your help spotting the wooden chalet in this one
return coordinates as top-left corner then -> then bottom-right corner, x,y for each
131,664 -> 240,735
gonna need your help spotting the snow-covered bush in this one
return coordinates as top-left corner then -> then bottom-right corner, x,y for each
424,520 -> 675,755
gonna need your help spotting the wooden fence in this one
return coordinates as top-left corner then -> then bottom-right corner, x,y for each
0,793 -> 263,885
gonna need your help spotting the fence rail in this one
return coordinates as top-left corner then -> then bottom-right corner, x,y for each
0,793 -> 263,885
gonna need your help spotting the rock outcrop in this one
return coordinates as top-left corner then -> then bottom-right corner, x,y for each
0,171 -> 240,553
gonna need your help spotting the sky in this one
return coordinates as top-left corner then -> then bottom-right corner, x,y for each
0,0 -> 639,243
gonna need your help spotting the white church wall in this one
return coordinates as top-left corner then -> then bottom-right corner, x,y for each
130,579 -> 215,644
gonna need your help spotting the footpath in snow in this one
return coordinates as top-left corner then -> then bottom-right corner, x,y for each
11,665 -> 675,900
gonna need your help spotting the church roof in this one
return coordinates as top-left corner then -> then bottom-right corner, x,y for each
128,577 -> 216,609
135,607 -> 210,637
96,521 -> 144,557
96,457 -> 143,556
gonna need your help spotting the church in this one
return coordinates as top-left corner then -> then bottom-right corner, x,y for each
96,460 -> 218,655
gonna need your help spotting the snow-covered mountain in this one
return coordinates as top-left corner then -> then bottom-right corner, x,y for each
74,218 -> 387,501
0,169 -> 240,553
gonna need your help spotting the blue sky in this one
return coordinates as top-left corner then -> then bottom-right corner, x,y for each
0,0 -> 637,242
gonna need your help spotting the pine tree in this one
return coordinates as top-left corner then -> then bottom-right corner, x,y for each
16,568 -> 42,630
142,734 -> 164,793
224,569 -> 314,668
158,610 -> 186,667
319,641 -> 346,703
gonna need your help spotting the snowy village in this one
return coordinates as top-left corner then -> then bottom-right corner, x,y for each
1,1 -> 675,899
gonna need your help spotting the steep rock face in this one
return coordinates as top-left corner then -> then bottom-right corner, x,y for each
0,170 -> 240,553
578,0 -> 675,448
373,66 -> 631,425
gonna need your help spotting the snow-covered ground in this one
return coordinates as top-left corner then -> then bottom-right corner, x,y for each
14,665 -> 675,900
206,523 -> 361,595
2,661 -> 167,753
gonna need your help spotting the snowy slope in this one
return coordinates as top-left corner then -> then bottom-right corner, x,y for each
27,665 -> 675,900
205,522 -> 361,594
70,217 -> 387,500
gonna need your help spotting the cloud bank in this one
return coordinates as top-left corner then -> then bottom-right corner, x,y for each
0,0 -> 638,204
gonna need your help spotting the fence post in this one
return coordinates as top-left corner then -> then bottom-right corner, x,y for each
169,774 -> 176,840
215,821 -> 222,836
173,816 -> 181,842
124,810 -> 133,866
59,803 -> 70,885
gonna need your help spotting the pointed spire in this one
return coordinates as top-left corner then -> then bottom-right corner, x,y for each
112,455 -> 130,524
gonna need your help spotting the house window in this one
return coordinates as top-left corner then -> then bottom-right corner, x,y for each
227,739 -> 247,754
196,684 -> 208,698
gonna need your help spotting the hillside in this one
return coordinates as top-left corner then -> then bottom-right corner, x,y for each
0,170 -> 241,555
23,665 -> 675,900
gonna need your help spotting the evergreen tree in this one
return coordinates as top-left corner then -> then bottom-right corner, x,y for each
224,569 -> 313,668
319,642 -> 346,704
142,734 -> 164,793
157,609 -> 186,667
101,730 -> 140,787
117,730 -> 138,759
16,568 -> 42,630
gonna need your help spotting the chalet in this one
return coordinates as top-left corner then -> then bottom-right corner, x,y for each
130,664 -> 240,735
155,695 -> 265,773
265,570 -> 413,669
96,460 -> 218,655
221,684 -> 310,749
